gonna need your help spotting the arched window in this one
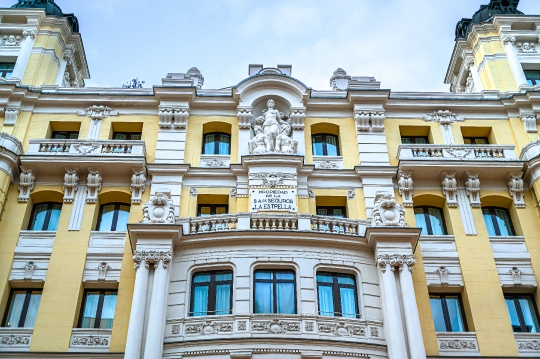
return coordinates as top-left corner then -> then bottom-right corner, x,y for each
414,206 -> 447,235
317,272 -> 358,318
254,269 -> 296,314
312,133 -> 339,156
28,202 -> 62,231
203,132 -> 231,155
97,203 -> 130,231
482,207 -> 515,236
190,271 -> 233,317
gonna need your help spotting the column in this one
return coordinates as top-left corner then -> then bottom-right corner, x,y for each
143,252 -> 171,359
290,108 -> 306,158
125,252 -> 150,359
237,106 -> 252,159
470,64 -> 483,92
503,36 -> 528,88
399,255 -> 427,359
55,52 -> 69,86
12,28 -> 36,80
377,254 -> 408,359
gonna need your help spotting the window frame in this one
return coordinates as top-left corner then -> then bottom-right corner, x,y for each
505,294 -> 540,333
0,62 -> 15,79
202,132 -> 231,155
77,289 -> 118,329
28,202 -> 62,231
197,204 -> 229,216
524,70 -> 540,86
401,136 -> 429,144
1,289 -> 42,328
311,133 -> 340,156
112,132 -> 142,141
316,206 -> 347,218
414,206 -> 448,235
430,293 -> 468,332
253,269 -> 297,314
482,206 -> 516,236
189,270 -> 233,317
50,131 -> 79,140
463,137 -> 489,145
96,202 -> 131,231
316,272 -> 359,318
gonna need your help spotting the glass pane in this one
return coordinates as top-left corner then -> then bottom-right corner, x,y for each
318,285 -> 334,316
494,208 -> 514,236
193,274 -> 211,283
114,134 -> 127,140
99,292 -> 117,329
430,297 -> 447,332
332,208 -> 344,218
215,207 -> 227,215
5,292 -> 26,327
0,63 -> 15,70
30,204 -> 49,231
115,206 -> 130,231
337,275 -> 355,286
317,208 -> 328,216
215,272 -> 232,281
80,292 -> 100,328
23,292 -> 42,327
255,271 -> 272,280
475,138 -> 487,145
98,205 -> 116,231
51,132 -> 67,139
199,207 -> 211,216
464,138 -> 472,144
215,284 -> 231,315
68,132 -> 79,139
317,274 -> 333,283
506,297 -> 522,332
276,282 -> 296,314
46,205 -> 62,231
203,134 -> 215,154
276,271 -> 294,280
312,135 -> 324,156
446,296 -> 465,332
414,137 -> 427,144
254,282 -> 273,313
482,209 -> 497,236
130,134 -> 141,140
519,297 -> 540,333
414,208 -> 428,235
326,135 -> 338,156
427,207 -> 445,235
401,137 -> 411,144
218,134 -> 230,155
192,286 -> 209,316
340,287 -> 357,318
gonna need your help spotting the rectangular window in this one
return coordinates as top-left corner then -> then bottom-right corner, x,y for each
505,295 -> 540,333
254,270 -> 296,314
524,70 -> 540,86
316,206 -> 346,218
414,207 -> 447,235
482,207 -> 515,236
401,136 -> 429,144
190,271 -> 233,316
51,131 -> 79,140
78,290 -> 117,329
28,203 -> 62,231
463,137 -> 489,145
112,132 -> 142,141
2,290 -> 42,328
197,204 -> 228,216
317,272 -> 358,318
0,63 -> 15,79
430,294 -> 467,332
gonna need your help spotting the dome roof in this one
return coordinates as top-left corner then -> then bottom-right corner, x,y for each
455,0 -> 523,39
11,0 -> 79,33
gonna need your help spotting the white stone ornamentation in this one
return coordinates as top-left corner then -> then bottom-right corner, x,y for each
132,250 -> 172,269
441,175 -> 458,207
22,28 -> 36,39
465,174 -> 481,207
158,107 -> 189,129
97,262 -> 109,281
237,107 -> 253,129
185,321 -> 233,335
189,188 -> 197,197
508,174 -> 525,208
229,188 -> 237,198
517,42 -> 537,53
63,169 -> 79,203
86,169 -> 102,203
4,108 -> 20,126
371,192 -> 407,227
354,111 -> 385,132
251,172 -> 296,188
71,336 -> 109,346
130,169 -> 146,204
521,114 -> 538,133
251,319 -> 300,334
78,105 -> 118,122
398,172 -> 414,207
436,266 -> 450,286
509,266 -> 522,286
23,261 -> 36,280
248,99 -> 298,155
289,108 -> 306,130
347,189 -> 355,200
424,110 -> 464,127
308,189 -> 315,199
140,192 -> 175,224
502,35 -> 516,45
465,72 -> 476,93
18,169 -> 35,202
2,35 -> 21,46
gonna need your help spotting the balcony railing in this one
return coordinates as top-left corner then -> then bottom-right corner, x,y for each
26,139 -> 146,157
397,144 -> 516,161
180,213 -> 369,236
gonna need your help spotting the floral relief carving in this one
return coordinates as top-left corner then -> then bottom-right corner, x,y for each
441,174 -> 458,207
347,189 -> 355,200
316,161 -> 339,169
398,172 -> 414,207
78,106 -> 118,122
86,169 -> 102,203
23,261 -> 36,280
445,148 -> 472,160
184,320 -> 233,335
251,319 -> 301,334
204,159 -> 226,167
1,336 -> 29,345
97,262 -> 109,281
308,189 -> 315,199
509,267 -> 522,286
229,188 -> 237,198
317,322 -> 366,337
305,322 -> 314,332
508,174 -> 526,208
171,324 -> 181,334
517,42 -> 538,53
370,327 -> 379,337
518,340 -> 540,350
237,321 -> 247,331
251,172 -> 296,188
424,110 -> 464,127
73,143 -> 100,155
2,35 -> 21,46
465,174 -> 481,207
71,336 -> 109,346
436,266 -> 450,286
439,340 -> 476,350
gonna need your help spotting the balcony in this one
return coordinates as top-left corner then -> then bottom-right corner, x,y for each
436,332 -> 480,356
398,144 -> 516,161
69,328 -> 111,353
0,328 -> 32,352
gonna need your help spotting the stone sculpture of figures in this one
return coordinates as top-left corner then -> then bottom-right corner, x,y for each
248,98 -> 298,155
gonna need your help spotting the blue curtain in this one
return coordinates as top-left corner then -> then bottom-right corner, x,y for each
430,297 -> 447,332
506,298 -> 521,331
340,287 -> 356,318
81,293 -> 99,328
192,286 -> 209,316
276,282 -> 295,314
519,297 -> 540,332
326,135 -> 338,156
98,205 -> 115,231
116,206 -> 130,231
427,208 -> 445,235
218,134 -> 230,155
494,208 -> 514,236
47,205 -> 62,231
215,284 -> 231,315
414,208 -> 428,235
23,292 -> 42,327
254,282 -> 273,313
5,291 -> 26,327
312,135 -> 324,156
30,204 -> 49,230
482,209 -> 497,236
445,296 -> 465,332
100,292 -> 117,329
318,286 -> 334,316
203,134 -> 215,154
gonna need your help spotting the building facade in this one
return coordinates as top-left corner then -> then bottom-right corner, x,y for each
0,0 -> 540,358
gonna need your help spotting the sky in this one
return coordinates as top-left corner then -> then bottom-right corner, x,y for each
1,0 -> 539,92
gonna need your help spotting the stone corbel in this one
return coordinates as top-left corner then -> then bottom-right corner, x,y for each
4,107 -> 20,126
97,262 -> 109,281
464,173 -> 481,207
289,107 -> 306,130
63,168 -> 79,203
18,168 -> 35,202
86,168 -> 102,203
521,114 -> 538,133
436,266 -> 450,286
237,107 -> 253,129
509,266 -> 522,286
78,105 -> 118,122
130,168 -> 146,204
140,190 -> 175,224
441,174 -> 458,207
174,107 -> 189,129
23,261 -> 36,281
398,172 -> 414,207
353,110 -> 385,132
508,173 -> 525,208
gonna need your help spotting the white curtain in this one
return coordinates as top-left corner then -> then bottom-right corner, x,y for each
115,207 -> 130,231
6,292 -> 25,327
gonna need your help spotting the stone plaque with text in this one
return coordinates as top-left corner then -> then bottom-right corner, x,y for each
250,188 -> 297,212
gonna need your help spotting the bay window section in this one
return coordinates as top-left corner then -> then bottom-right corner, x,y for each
79,290 -> 117,329
190,271 -> 233,316
482,207 -> 515,236
414,206 -> 447,235
97,203 -> 130,231
430,294 -> 467,332
312,133 -> 339,156
317,272 -> 358,318
2,290 -> 42,328
505,295 -> 540,333
28,203 -> 62,231
254,270 -> 296,314
203,132 -> 231,155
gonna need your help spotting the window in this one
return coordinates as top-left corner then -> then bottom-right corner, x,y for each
0,63 -> 15,79
312,134 -> 339,156
2,290 -> 42,328
112,132 -> 141,141
51,131 -> 79,140
463,137 -> 489,145
317,272 -> 358,318
430,294 -> 467,332
482,207 -> 515,236
505,295 -> 540,333
78,290 -> 117,329
401,136 -> 429,144
316,206 -> 346,218
203,132 -> 231,155
190,271 -> 233,316
254,270 -> 296,314
524,70 -> 540,86
97,203 -> 130,231
414,207 -> 447,235
198,204 -> 228,216
28,203 -> 62,231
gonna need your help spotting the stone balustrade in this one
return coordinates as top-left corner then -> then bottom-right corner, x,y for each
26,139 -> 146,157
398,144 -> 516,161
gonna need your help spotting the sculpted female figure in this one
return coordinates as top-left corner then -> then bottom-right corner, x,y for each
275,122 -> 298,154
248,116 -> 270,154
261,99 -> 286,151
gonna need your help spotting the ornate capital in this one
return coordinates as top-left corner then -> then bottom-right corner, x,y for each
22,28 -> 36,40
63,168 -> 79,203
86,169 -> 102,203
18,169 -> 35,202
508,174 -> 525,208
441,174 -> 458,207
133,250 -> 172,269
502,35 -> 516,45
354,111 -> 385,132
130,169 -> 146,203
464,173 -> 481,207
397,172 -> 414,207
